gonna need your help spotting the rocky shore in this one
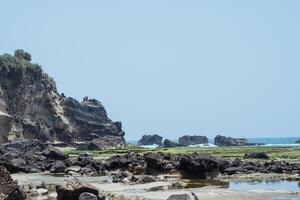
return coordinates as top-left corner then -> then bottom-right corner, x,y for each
1,140 -> 300,199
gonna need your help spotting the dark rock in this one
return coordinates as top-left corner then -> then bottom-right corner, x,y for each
144,152 -> 179,174
295,139 -> 300,144
179,153 -> 229,178
179,135 -> 208,146
112,172 -> 128,183
137,175 -> 156,184
0,165 -> 26,200
41,145 -> 68,160
244,152 -> 269,159
163,139 -> 182,148
0,140 -> 68,173
167,193 -> 199,200
0,144 -> 4,154
79,192 -> 98,200
105,152 -> 145,171
50,161 -> 67,173
214,135 -> 248,146
56,178 -> 100,200
138,134 -> 163,146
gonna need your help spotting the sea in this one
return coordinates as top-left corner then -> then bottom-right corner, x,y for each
127,137 -> 300,148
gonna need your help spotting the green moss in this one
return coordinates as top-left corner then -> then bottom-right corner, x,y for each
61,146 -> 300,163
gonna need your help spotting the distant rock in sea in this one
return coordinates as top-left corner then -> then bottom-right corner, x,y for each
163,139 -> 182,148
178,135 -> 208,146
295,139 -> 300,144
214,135 -> 249,146
138,134 -> 162,146
0,50 -> 126,149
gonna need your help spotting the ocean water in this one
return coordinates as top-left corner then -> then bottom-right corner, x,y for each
128,137 -> 300,148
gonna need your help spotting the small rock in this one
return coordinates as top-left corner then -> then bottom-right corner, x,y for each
37,188 -> 48,195
167,192 -> 199,200
122,178 -> 130,184
156,175 -> 165,181
137,175 -> 156,184
30,180 -> 46,189
78,192 -> 98,200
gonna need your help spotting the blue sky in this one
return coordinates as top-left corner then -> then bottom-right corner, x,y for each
1,1 -> 300,140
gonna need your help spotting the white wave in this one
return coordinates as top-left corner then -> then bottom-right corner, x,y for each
188,143 -> 217,148
263,143 -> 300,147
140,144 -> 160,149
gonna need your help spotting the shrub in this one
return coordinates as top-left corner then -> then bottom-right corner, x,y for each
14,49 -> 31,61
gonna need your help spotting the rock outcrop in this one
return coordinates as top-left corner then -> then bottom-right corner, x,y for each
163,139 -> 182,148
56,178 -> 103,200
178,135 -> 208,146
214,135 -> 248,146
295,139 -> 300,144
138,134 -> 162,146
0,140 -> 106,175
0,112 -> 12,144
0,50 -> 126,149
0,165 -> 26,200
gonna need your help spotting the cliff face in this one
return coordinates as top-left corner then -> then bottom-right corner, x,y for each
0,50 -> 126,149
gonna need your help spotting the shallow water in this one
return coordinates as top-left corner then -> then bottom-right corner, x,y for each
13,174 -> 300,200
230,181 -> 300,192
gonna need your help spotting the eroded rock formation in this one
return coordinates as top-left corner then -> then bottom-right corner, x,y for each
214,135 -> 248,146
0,50 -> 126,149
138,134 -> 163,146
178,135 -> 208,146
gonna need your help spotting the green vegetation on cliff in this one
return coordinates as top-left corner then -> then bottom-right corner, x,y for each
0,50 -> 57,92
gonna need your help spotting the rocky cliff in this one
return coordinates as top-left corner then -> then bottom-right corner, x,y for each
0,50 -> 126,149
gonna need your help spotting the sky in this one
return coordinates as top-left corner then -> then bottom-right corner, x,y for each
1,1 -> 300,140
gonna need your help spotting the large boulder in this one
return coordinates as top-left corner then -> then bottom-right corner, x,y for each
56,178 -> 101,200
138,134 -> 163,146
179,153 -> 229,178
295,139 -> 300,144
214,135 -> 248,146
0,112 -> 13,144
178,135 -> 208,146
144,152 -> 179,174
0,165 -> 26,200
41,145 -> 68,160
